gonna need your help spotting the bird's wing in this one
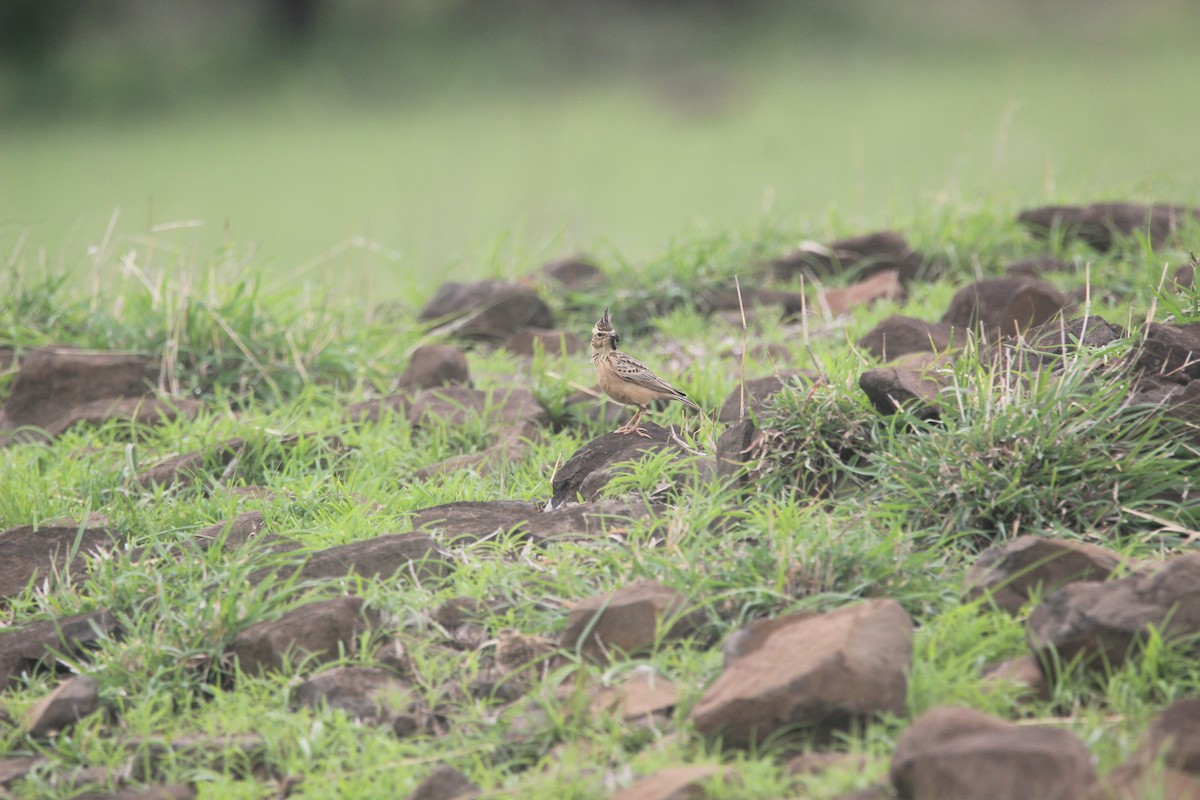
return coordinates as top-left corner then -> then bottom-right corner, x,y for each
613,354 -> 701,409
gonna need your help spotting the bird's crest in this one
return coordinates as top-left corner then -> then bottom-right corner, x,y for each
595,307 -> 614,333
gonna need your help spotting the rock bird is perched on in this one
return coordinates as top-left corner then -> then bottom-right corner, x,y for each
590,308 -> 701,438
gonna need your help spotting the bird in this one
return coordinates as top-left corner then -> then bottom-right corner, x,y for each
590,307 -> 701,438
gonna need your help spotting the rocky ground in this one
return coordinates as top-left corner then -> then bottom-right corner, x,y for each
2,202 -> 1200,798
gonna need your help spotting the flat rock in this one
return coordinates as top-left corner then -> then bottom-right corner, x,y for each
500,327 -> 586,357
417,280 -> 553,341
1028,551 -> 1200,674
980,655 -> 1051,702
539,256 -> 604,291
857,316 -> 958,361
344,394 -> 412,426
0,756 -> 48,788
0,346 -> 155,432
560,580 -> 703,662
858,353 -> 947,418
964,535 -> 1125,615
890,705 -> 1095,800
407,385 -> 548,430
1134,322 -> 1200,382
123,733 -> 268,781
412,498 -> 655,543
134,433 -> 342,491
589,670 -> 678,723
1018,202 -> 1200,251
406,764 -> 479,800
611,765 -> 736,800
414,419 -> 540,479
1096,763 -> 1200,800
74,785 -> 198,800
1132,698 -> 1200,775
0,525 -> 126,600
229,596 -> 381,677
941,277 -> 1069,340
250,532 -> 450,587
698,286 -> 807,318
550,423 -> 691,507
0,610 -> 121,688
716,370 -> 817,423
1006,256 -> 1072,277
294,666 -> 414,724
25,674 -> 100,737
819,269 -> 904,316
766,231 -> 931,283
690,599 -> 913,748
398,344 -> 471,391
32,396 -> 202,441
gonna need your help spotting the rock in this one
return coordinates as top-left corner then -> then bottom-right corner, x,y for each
250,532 -> 450,587
24,675 -> 100,736
294,666 -> 414,724
964,536 -> 1125,615
407,385 -> 548,430
786,751 -> 869,777
75,785 -> 198,799
406,764 -> 479,800
134,433 -> 343,491
1006,256 -> 1071,277
858,353 -> 947,418
857,316 -> 958,361
398,344 -> 471,391
690,599 -> 913,748
417,280 -> 553,341
0,756 -> 48,788
716,370 -> 818,423
192,511 -> 270,551
412,497 -> 654,542
1130,377 -> 1200,431
1024,315 -> 1127,366
0,610 -> 121,688
980,655 -> 1051,702
229,596 -> 381,677
1096,763 -> 1200,800
0,346 -> 155,433
123,733 -> 268,781
1134,322 -> 1200,382
715,418 -> 759,486
611,765 -> 737,800
560,580 -> 703,662
500,328 -> 586,357
33,396 -> 202,441
0,525 -> 125,600
698,286 -> 807,319
1133,698 -> 1200,774
890,706 -> 1095,800
550,423 -> 691,507
1027,551 -> 1200,675
1017,202 -> 1200,251
819,270 -> 904,317
493,628 -> 560,693
941,277 -> 1069,340
539,257 -> 604,291
344,394 -> 412,426
767,231 -> 930,283
1174,261 -> 1196,291
589,670 -> 678,723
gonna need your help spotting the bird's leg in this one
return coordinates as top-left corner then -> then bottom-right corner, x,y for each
614,405 -> 651,437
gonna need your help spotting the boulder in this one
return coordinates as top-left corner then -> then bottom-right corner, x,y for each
229,596 -> 381,677
417,280 -> 553,341
560,580 -> 704,662
964,535 -> 1125,615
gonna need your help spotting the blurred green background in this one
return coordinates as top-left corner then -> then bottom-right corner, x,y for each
2,0 -> 1199,300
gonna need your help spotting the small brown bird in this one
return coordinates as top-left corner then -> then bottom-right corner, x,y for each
590,308 -> 701,438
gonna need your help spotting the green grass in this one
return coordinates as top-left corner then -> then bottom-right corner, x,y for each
0,206 -> 1198,798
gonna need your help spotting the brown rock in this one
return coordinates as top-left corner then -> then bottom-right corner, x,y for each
123,733 -> 267,781
964,535 -> 1125,615
941,277 -> 1069,340
294,666 -> 414,724
717,370 -> 818,423
0,525 -> 125,600
398,344 -> 470,391
344,394 -> 411,426
767,231 -> 931,283
407,385 -> 547,430
1134,322 -> 1200,382
501,328 -> 586,357
539,257 -> 603,291
1134,698 -> 1200,774
250,532 -> 450,586
0,346 -> 155,432
698,286 -> 807,318
715,418 -> 758,486
414,419 -> 540,479
858,316 -> 958,361
37,396 -> 202,440
1096,762 -> 1200,800
589,670 -> 678,723
133,437 -> 247,491
819,270 -> 904,317
1028,552 -> 1200,675
786,751 -> 870,777
229,596 -> 380,677
550,423 -> 691,507
406,764 -> 479,800
413,497 -> 654,543
1018,202 -> 1200,252
890,706 -> 1095,800
417,280 -> 553,341
691,600 -> 913,748
858,353 -> 947,418
1006,256 -> 1071,277
981,655 -> 1051,701
192,511 -> 269,551
0,610 -> 121,688
75,785 -> 199,800
0,756 -> 47,788
24,675 -> 100,736
560,580 -> 703,662
611,765 -> 736,800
